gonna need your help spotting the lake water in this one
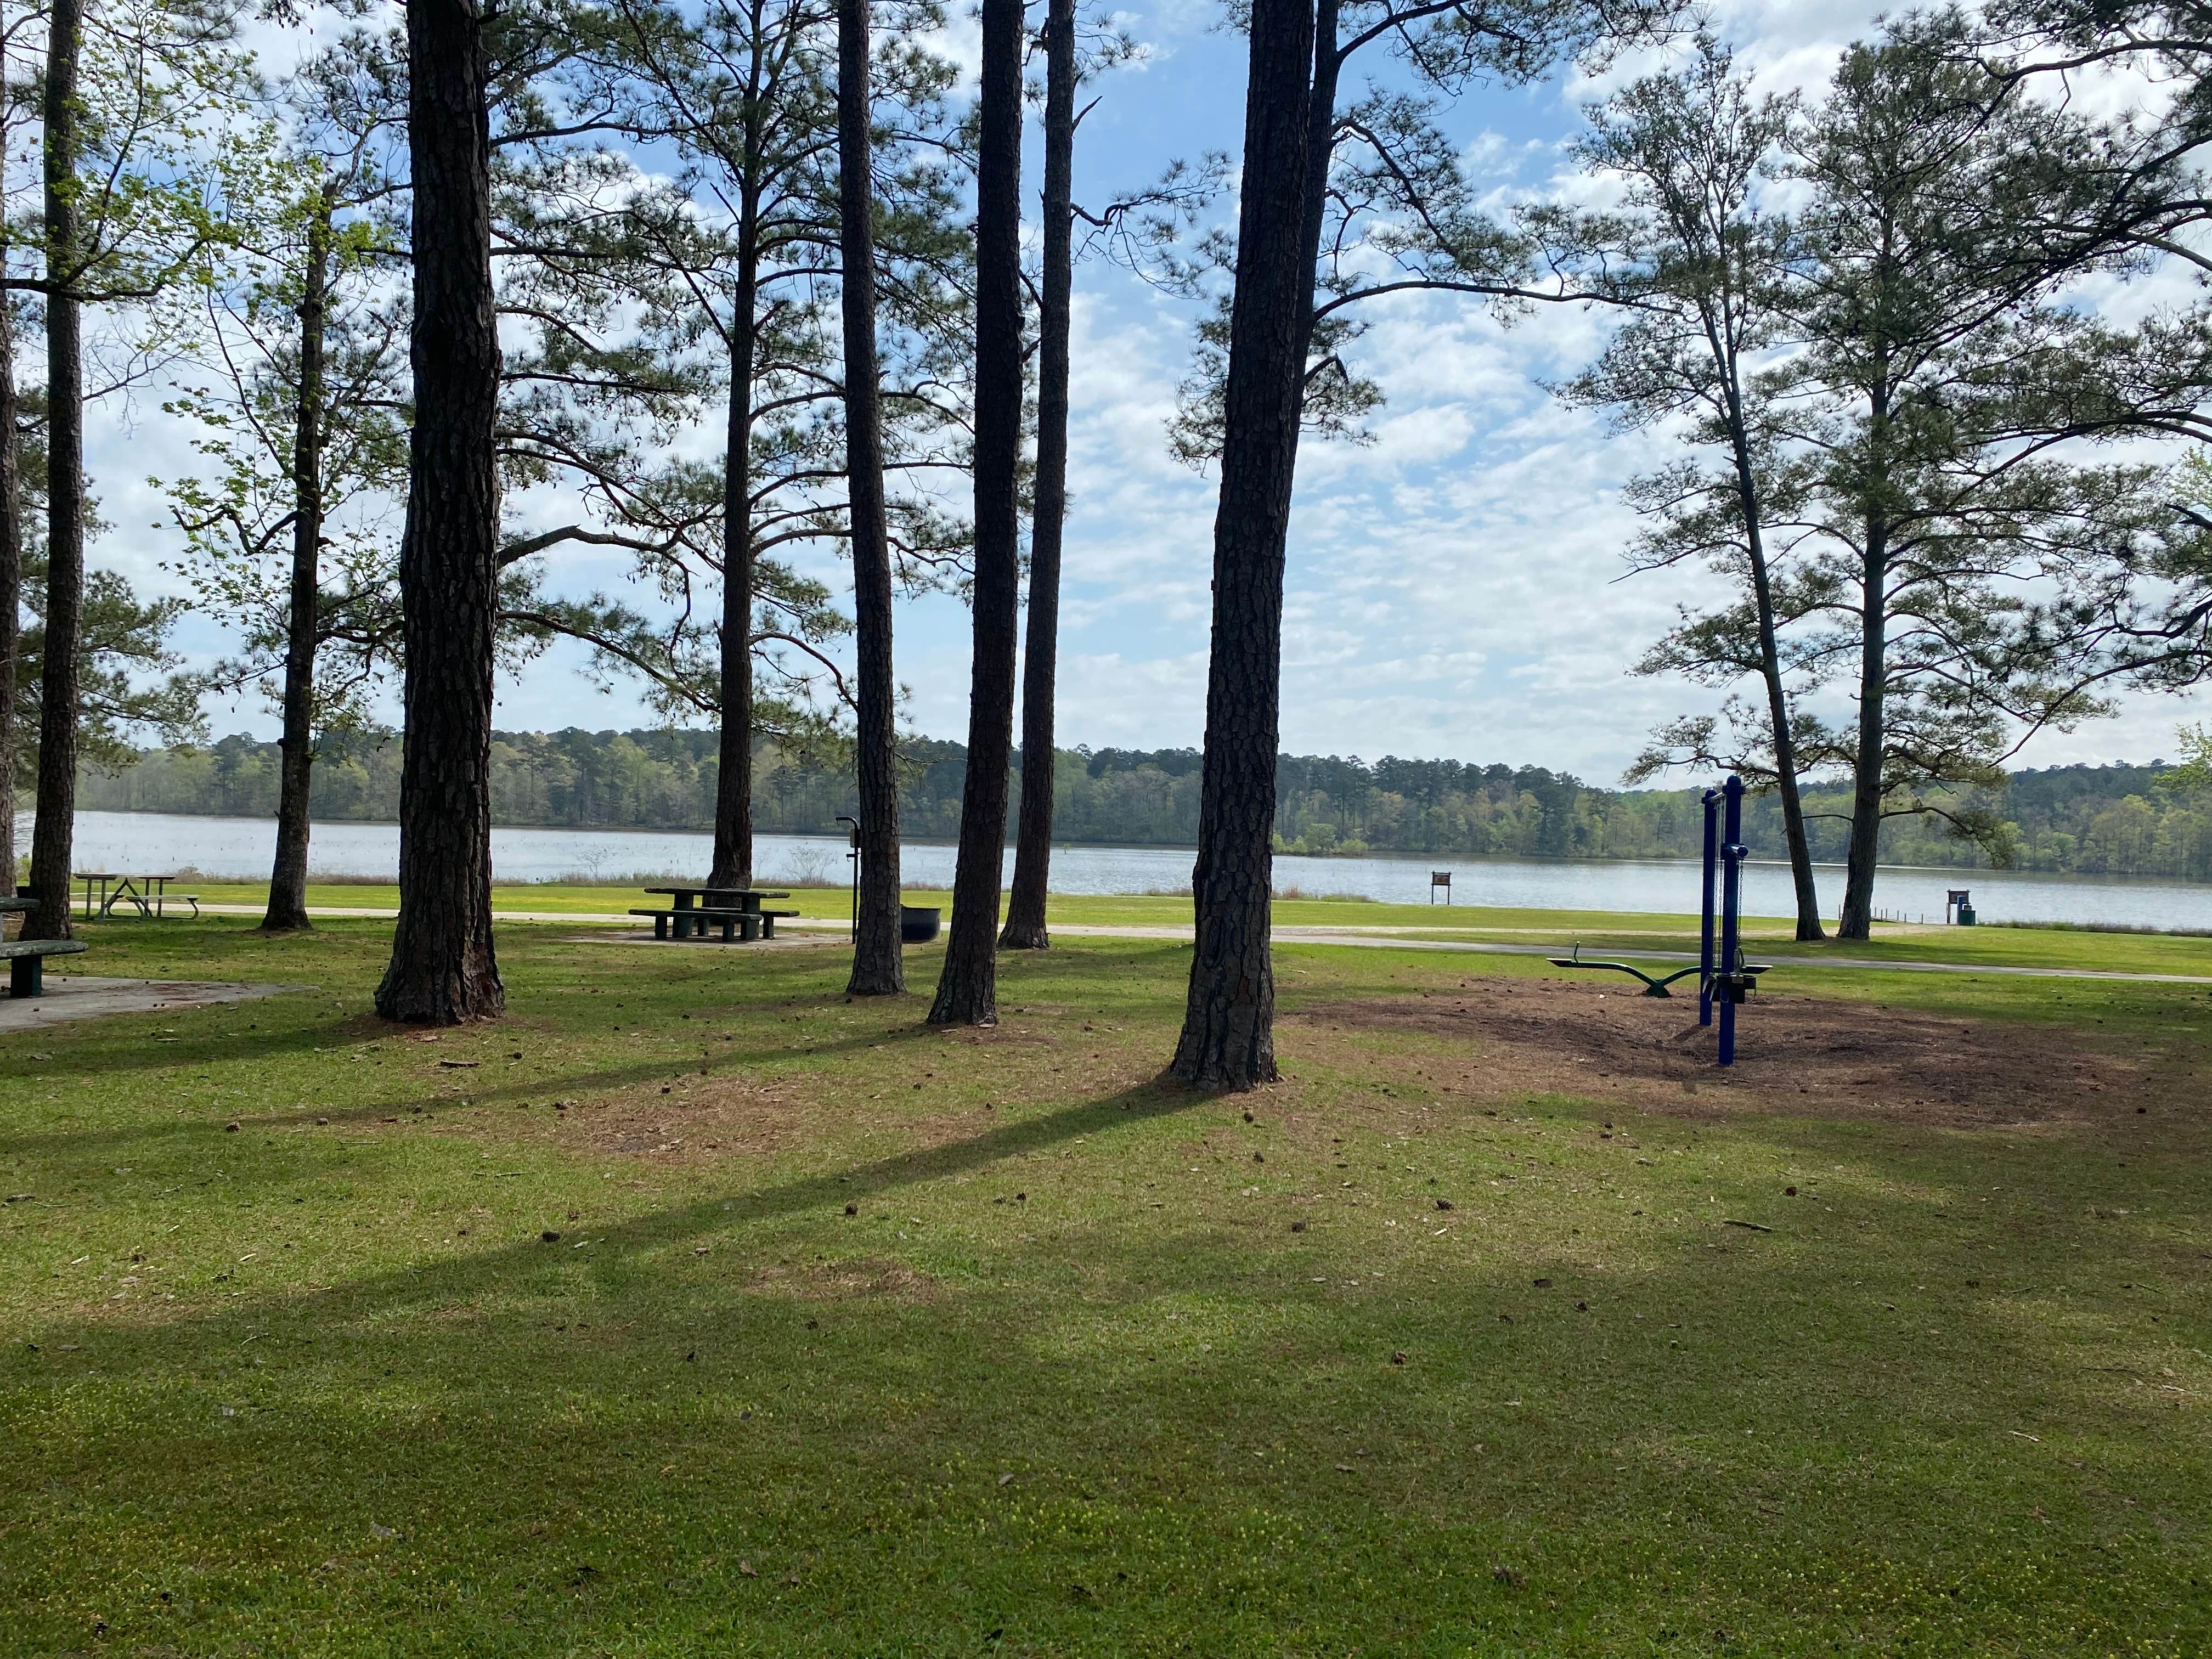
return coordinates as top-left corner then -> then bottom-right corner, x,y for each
49,809 -> 2212,931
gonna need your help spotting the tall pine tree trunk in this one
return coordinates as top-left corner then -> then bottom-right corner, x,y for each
998,0 -> 1075,953
24,0 -> 84,943
1296,0 -> 1340,336
0,275 -> 21,899
1170,0 -> 1317,1090
1838,518 -> 1887,941
1722,408 -> 1824,942
263,201 -> 331,934
1750,581 -> 1824,943
375,0 -> 504,1022
709,202 -> 759,891
926,0 -> 1023,1025
840,0 -> 902,995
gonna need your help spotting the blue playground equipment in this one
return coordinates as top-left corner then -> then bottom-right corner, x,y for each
1550,773 -> 1769,1066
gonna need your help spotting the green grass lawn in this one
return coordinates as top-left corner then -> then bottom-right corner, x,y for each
4,915 -> 2209,1655
170,880 -> 2212,979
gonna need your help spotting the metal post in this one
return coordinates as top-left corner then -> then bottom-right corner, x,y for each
1698,787 -> 1719,1027
836,815 -> 860,943
1718,774 -> 1745,1067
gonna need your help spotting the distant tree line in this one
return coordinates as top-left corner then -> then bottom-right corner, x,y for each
69,731 -> 2212,881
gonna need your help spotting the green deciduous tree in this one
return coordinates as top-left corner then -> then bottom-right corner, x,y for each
14,0 -> 246,938
159,63 -> 408,932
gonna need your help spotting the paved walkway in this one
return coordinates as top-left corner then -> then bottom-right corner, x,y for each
182,906 -> 2212,989
0,977 -> 298,1033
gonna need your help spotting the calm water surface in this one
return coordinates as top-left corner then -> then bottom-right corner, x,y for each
55,809 -> 2212,931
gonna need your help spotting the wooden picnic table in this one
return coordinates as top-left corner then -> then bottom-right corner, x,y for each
635,886 -> 795,942
72,872 -> 199,921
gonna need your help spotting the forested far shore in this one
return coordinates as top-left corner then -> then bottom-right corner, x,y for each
61,730 -> 2212,881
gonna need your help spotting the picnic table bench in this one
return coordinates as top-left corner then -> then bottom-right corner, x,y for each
1,897 -> 89,996
73,872 -> 200,921
631,887 -> 798,943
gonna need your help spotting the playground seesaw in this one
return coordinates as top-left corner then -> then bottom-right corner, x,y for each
1544,772 -> 1774,1066
1543,942 -> 1768,1000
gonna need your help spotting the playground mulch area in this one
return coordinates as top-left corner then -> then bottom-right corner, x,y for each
1291,975 -> 2169,1130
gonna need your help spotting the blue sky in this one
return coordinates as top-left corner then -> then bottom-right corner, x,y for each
109,0 -> 2212,782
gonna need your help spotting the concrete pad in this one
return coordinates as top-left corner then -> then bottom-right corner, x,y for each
0,977 -> 302,1032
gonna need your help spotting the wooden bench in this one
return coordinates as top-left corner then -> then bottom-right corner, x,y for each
629,907 -> 765,943
2,938 -> 90,997
755,910 -> 801,939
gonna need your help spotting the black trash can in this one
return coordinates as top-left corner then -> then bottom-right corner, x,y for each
900,905 -> 941,944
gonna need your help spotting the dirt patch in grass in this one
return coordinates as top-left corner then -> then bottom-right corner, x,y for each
579,1077 -> 821,1159
575,1075 -> 1001,1164
1287,978 -> 2162,1130
743,1256 -> 941,1303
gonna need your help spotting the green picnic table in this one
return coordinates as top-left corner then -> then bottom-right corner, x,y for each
1,896 -> 90,996
631,886 -> 798,942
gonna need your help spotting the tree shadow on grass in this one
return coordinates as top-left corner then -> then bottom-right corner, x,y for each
5,1099 -> 2205,1656
18,1074 -> 1212,1346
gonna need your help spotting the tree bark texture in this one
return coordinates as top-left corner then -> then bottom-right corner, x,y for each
24,0 -> 84,942
709,156 -> 763,892
1294,0 -> 1339,360
0,273 -> 22,898
263,203 -> 332,934
926,0 -> 1024,1025
1752,583 -> 1826,944
840,0 -> 904,996
1720,402 -> 1824,943
375,0 -> 505,1022
998,0 -> 1076,953
1170,0 -> 1317,1090
0,22 -> 15,900
1838,515 -> 1887,941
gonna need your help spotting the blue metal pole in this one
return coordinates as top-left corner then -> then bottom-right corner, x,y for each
1718,774 -> 1745,1066
1698,787 -> 1719,1027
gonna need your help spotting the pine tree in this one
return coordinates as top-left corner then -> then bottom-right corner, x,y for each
840,0 -> 902,995
926,0 -> 1023,1027
375,0 -> 505,1022
1554,38 -> 1826,941
999,0 -> 1077,952
1773,15 -> 2209,935
1171,0 -> 1675,1087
